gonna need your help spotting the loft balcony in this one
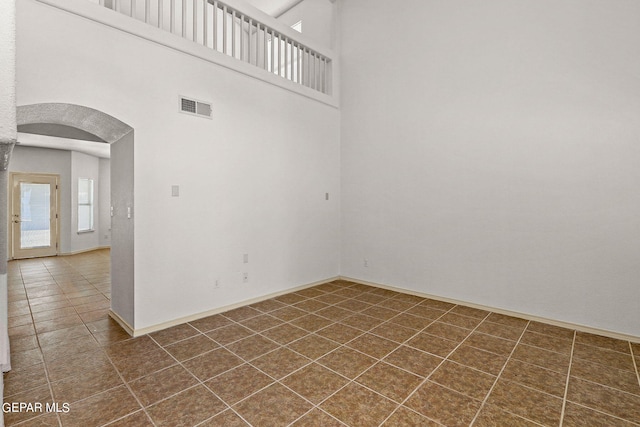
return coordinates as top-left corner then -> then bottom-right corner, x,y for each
39,0 -> 337,106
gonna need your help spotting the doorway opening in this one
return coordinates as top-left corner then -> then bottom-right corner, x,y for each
9,172 -> 60,259
15,103 -> 135,330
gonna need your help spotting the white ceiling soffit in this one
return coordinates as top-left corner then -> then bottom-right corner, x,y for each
17,132 -> 110,159
244,0 -> 303,17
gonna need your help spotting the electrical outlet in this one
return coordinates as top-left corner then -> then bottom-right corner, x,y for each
243,253 -> 249,263
364,259 -> 369,267
242,272 -> 248,283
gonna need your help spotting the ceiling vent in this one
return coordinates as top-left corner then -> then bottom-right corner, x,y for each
179,96 -> 212,119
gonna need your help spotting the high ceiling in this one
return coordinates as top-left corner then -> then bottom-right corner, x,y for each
244,0 -> 303,17
15,0 -> 309,159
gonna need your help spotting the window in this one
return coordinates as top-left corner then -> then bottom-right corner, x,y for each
78,178 -> 94,232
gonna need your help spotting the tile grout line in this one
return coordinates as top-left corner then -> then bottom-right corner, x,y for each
273,289 -> 415,426
17,256 -> 144,427
472,320 -> 549,425
226,288 -> 374,426
13,263 -> 63,427
558,330 -> 577,427
466,319 -> 531,427
11,266 -> 638,427
227,308 -> 359,427
102,337 -> 162,426
7,275 -> 521,426
147,322 -> 306,427
631,342 -> 640,389
222,285 -> 431,426
378,308 -> 493,426
142,283 -> 499,426
160,336 -> 256,427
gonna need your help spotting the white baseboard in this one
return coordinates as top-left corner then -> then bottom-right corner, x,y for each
59,245 -> 110,256
129,276 -> 340,337
340,276 -> 640,344
108,309 -> 134,336
109,274 -> 639,344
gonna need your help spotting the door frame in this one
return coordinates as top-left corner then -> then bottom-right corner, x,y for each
9,172 -> 60,259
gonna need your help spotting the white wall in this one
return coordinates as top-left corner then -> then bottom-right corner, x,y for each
277,0 -> 336,49
17,0 -> 340,330
110,134 -> 134,327
2,2 -> 19,416
99,158 -> 111,247
9,146 -> 110,256
8,146 -> 72,252
340,0 -> 640,337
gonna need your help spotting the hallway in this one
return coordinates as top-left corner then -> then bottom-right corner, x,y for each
4,251 -> 640,426
5,250 -> 129,425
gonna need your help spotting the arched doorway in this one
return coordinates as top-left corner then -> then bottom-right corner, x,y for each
15,103 -> 135,330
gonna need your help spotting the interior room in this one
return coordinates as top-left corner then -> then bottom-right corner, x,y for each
1,0 -> 639,425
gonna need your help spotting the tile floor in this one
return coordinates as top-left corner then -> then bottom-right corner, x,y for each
4,250 -> 640,426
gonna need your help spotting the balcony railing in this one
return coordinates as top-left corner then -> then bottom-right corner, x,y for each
93,0 -> 331,94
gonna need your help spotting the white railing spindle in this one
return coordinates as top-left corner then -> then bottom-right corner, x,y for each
93,0 -> 331,94
181,0 -> 186,37
240,14 -> 245,61
270,31 -> 274,73
277,34 -> 281,76
232,10 -> 236,58
248,19 -> 253,65
202,0 -> 207,46
222,5 -> 227,54
192,0 -> 197,41
212,1 -> 218,50
297,45 -> 301,84
283,38 -> 287,79
170,0 -> 175,33
262,26 -> 267,70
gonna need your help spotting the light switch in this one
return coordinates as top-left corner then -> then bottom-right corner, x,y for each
171,185 -> 180,197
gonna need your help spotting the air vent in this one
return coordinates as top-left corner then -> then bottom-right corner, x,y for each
179,96 -> 212,119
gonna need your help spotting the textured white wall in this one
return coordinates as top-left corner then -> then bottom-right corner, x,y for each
0,2 -> 16,146
17,0 -> 341,330
99,158 -> 111,247
0,0 -> 16,421
340,0 -> 640,337
110,134 -> 134,327
277,0 -> 336,49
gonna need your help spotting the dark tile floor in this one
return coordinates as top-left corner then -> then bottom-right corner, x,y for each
4,250 -> 640,426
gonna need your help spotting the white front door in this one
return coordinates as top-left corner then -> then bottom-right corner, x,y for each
10,173 -> 60,259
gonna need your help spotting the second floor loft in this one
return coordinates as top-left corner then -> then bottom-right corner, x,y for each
47,0 -> 337,105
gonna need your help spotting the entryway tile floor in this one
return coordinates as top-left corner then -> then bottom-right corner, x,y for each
4,250 -> 640,426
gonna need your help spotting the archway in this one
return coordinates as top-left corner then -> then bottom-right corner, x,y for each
17,103 -> 132,143
15,103 -> 135,330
